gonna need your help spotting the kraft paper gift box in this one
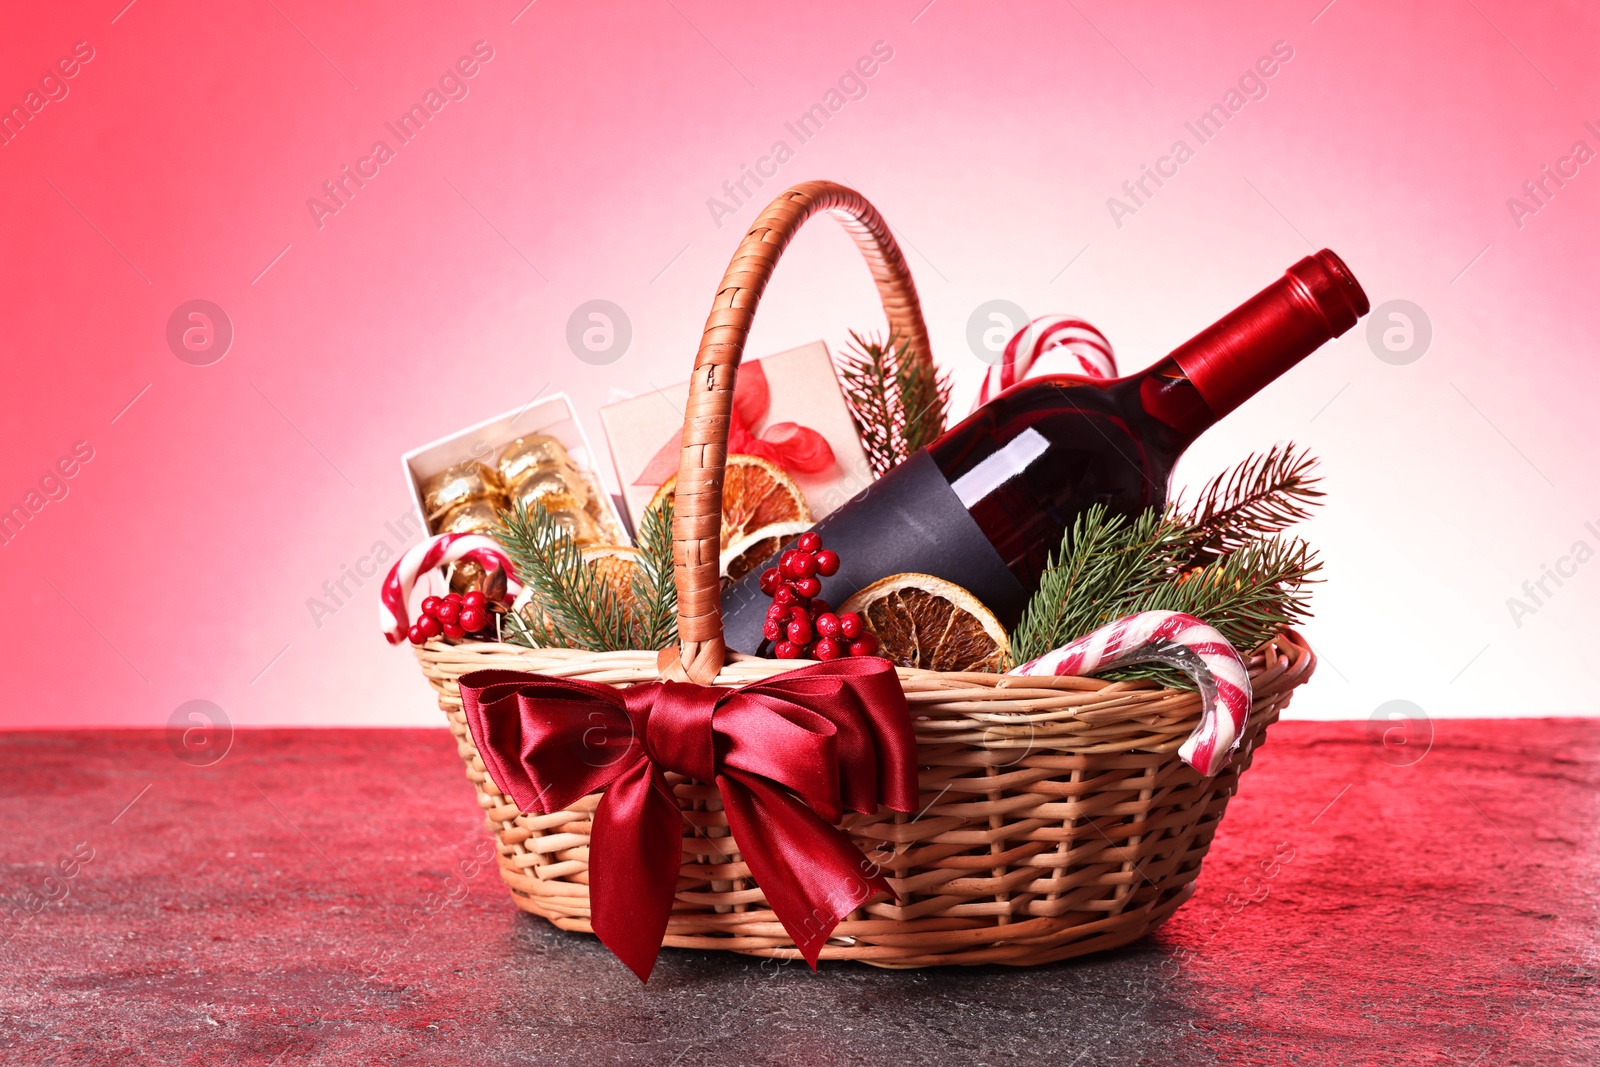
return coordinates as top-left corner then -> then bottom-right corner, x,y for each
599,341 -> 873,529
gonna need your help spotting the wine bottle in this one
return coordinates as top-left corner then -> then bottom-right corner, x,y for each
721,250 -> 1369,654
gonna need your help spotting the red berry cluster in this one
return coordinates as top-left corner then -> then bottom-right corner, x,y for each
757,531 -> 879,660
408,590 -> 491,645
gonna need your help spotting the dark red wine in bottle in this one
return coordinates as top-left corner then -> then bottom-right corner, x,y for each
721,250 -> 1369,654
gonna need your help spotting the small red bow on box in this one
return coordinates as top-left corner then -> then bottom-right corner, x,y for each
634,361 -> 836,486
459,659 -> 918,981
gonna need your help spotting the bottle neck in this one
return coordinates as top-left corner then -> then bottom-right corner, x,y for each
1134,356 -> 1218,444
1163,250 -> 1370,420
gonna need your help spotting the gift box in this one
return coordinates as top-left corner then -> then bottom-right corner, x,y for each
599,341 -> 874,528
400,393 -> 630,545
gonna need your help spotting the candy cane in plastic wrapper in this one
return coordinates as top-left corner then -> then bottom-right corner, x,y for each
1007,611 -> 1252,777
380,533 -> 522,645
975,315 -> 1118,408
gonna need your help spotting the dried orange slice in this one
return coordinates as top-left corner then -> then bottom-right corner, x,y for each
516,544 -> 640,642
649,454 -> 811,552
582,544 -> 640,598
583,544 -> 642,628
720,520 -> 813,585
839,574 -> 1008,673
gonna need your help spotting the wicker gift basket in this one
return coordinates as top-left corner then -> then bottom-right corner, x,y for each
411,180 -> 1316,968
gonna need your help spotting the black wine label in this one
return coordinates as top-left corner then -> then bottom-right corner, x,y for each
720,449 -> 1031,654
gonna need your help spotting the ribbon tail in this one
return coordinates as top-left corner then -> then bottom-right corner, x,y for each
634,430 -> 684,487
733,360 -> 770,426
719,776 -> 892,970
588,758 -> 683,982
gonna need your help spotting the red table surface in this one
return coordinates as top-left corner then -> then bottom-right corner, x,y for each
2,719 -> 1597,1066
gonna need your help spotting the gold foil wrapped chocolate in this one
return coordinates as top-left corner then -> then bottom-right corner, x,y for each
569,471 -> 626,544
541,492 -> 603,545
497,434 -> 572,488
418,430 -> 619,552
449,557 -> 511,601
448,558 -> 486,595
436,497 -> 504,537
508,463 -> 589,512
421,461 -> 506,523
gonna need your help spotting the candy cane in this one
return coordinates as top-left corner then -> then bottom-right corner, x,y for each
976,315 -> 1118,408
1008,611 -> 1251,777
380,533 -> 522,645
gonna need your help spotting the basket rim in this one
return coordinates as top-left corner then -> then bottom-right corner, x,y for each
411,629 -> 1314,733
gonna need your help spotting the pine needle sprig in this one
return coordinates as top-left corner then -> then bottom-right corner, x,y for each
494,502 -> 632,651
1174,442 -> 1323,568
494,498 -> 679,653
1009,488 -> 1323,689
835,331 -> 896,473
893,336 -> 950,456
836,331 -> 950,475
627,498 -> 678,650
1009,505 -> 1193,666
1094,535 -> 1321,688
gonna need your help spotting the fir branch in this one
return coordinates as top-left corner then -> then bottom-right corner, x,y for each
837,331 -> 950,475
894,335 -> 951,456
836,332 -> 897,475
1096,535 -> 1320,687
1009,505 -> 1322,689
1009,505 -> 1191,666
494,502 -> 631,652
628,497 -> 678,650
1174,442 -> 1323,567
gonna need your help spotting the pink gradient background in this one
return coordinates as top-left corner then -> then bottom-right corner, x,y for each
2,0 -> 1596,727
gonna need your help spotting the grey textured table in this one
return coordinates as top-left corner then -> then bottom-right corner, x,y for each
3,722 -> 1597,1065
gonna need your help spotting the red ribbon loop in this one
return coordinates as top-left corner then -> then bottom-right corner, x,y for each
458,659 -> 918,981
634,362 -> 837,486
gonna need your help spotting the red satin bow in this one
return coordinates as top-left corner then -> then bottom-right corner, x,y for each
635,361 -> 836,486
458,658 -> 918,981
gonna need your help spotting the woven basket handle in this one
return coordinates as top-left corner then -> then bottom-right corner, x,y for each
662,181 -> 932,684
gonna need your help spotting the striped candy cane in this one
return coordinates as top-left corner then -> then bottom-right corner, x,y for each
380,533 -> 522,645
975,315 -> 1118,408
1008,611 -> 1252,777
